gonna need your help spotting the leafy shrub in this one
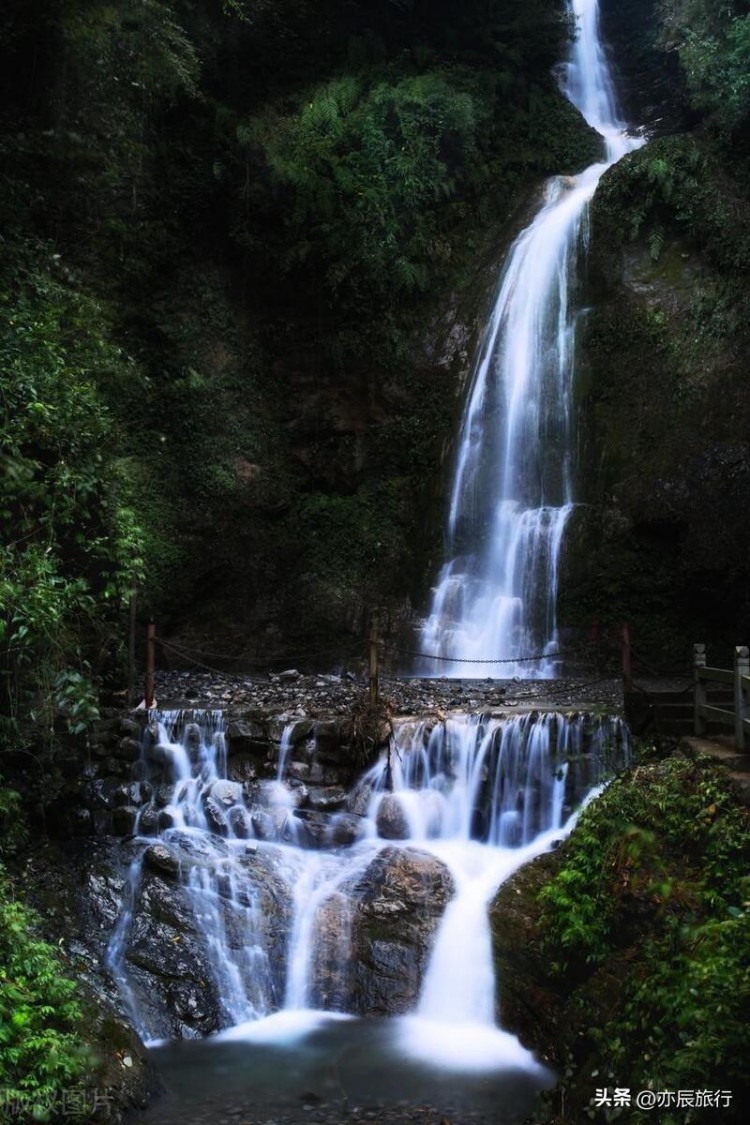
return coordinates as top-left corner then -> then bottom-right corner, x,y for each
0,866 -> 89,1118
540,754 -> 750,1118
0,247 -> 144,739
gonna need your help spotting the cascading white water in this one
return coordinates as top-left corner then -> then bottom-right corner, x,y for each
109,707 -> 630,1072
418,0 -> 644,679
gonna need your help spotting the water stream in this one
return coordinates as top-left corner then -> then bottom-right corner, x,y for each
108,708 -> 629,1092
418,0 -> 644,678
104,5 -> 641,1116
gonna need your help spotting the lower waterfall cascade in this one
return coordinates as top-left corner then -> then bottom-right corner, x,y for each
107,707 -> 631,1085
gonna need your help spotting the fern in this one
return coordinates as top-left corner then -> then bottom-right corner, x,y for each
648,223 -> 666,261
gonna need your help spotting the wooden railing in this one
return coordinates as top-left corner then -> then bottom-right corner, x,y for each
694,644 -> 750,750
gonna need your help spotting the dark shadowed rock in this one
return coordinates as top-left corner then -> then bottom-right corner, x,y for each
143,843 -> 181,880
113,805 -> 138,836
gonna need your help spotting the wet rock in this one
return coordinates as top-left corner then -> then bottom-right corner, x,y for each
251,809 -> 291,842
207,780 -> 243,808
288,718 -> 315,743
227,752 -> 258,783
169,981 -> 220,1034
489,850 -> 564,1059
144,843 -> 181,880
84,777 -> 121,811
113,805 -> 138,836
279,669 -> 301,683
116,737 -> 143,762
158,808 -> 178,831
347,846 -> 455,1015
114,782 -> 143,808
314,719 -> 339,742
348,782 -> 374,818
307,891 -> 355,1010
330,813 -> 366,847
85,869 -> 125,928
249,809 -> 272,840
307,786 -> 348,812
154,782 -> 175,808
292,809 -> 333,848
120,718 -> 143,740
138,806 -> 161,836
375,794 -> 410,840
204,796 -> 229,835
227,805 -> 252,838
135,877 -> 195,937
287,782 -> 309,806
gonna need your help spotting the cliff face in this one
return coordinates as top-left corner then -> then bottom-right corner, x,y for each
558,0 -> 750,663
4,0 -> 749,693
563,140 -> 750,661
1,0 -> 603,686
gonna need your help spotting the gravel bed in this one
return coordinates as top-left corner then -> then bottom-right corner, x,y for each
150,669 -> 625,718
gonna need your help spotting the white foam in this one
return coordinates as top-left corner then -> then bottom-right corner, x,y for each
397,1016 -> 552,1075
213,1008 -> 353,1045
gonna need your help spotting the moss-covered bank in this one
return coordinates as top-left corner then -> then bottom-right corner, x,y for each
491,749 -> 750,1123
561,133 -> 750,664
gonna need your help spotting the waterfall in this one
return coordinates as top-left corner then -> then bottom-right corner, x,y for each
418,0 -> 644,679
108,707 -> 630,1070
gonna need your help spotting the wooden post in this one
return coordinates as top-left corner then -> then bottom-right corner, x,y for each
127,580 -> 137,708
368,612 -> 380,706
144,619 -> 156,710
694,643 -> 707,736
621,622 -> 632,693
734,646 -> 749,750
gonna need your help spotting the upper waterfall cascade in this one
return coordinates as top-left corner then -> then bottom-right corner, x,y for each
418,0 -> 644,679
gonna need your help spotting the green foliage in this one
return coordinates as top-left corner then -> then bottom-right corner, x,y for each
291,479 -> 413,593
0,863 -> 89,1117
540,755 -> 750,1115
234,59 -> 599,320
0,0 -> 603,666
0,246 -> 144,738
658,0 -> 750,137
238,69 -> 494,305
0,782 -> 27,859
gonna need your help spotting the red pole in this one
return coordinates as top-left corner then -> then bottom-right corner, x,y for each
621,622 -> 632,692
145,619 -> 156,709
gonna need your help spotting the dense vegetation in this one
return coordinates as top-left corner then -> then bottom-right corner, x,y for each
536,752 -> 750,1122
0,784 -> 89,1119
1,0 -> 602,745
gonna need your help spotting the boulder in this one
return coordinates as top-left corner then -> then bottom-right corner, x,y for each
204,796 -> 229,835
330,813 -> 366,847
143,844 -> 181,880
227,805 -> 252,838
346,845 -> 455,1015
307,786 -> 348,812
206,780 -> 243,808
375,793 -> 410,840
112,805 -> 138,836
